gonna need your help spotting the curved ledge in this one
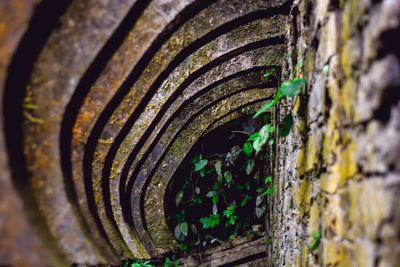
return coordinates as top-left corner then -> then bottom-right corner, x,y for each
141,89 -> 273,252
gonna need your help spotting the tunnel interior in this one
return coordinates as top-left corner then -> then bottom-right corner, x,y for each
164,111 -> 273,254
1,0 -> 400,266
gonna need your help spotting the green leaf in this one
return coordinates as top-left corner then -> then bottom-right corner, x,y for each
252,100 -> 275,119
266,236 -> 273,246
243,142 -> 253,157
225,214 -> 238,226
212,204 -> 218,214
252,124 -> 274,153
180,222 -> 188,237
264,175 -> 273,184
174,224 -> 184,241
191,224 -> 198,234
206,191 -> 217,197
253,92 -> 282,119
175,190 -> 184,206
212,194 -> 219,205
259,124 -> 274,138
194,159 -> 208,172
199,214 -> 220,229
226,146 -> 241,165
247,132 -> 260,141
310,238 -> 320,251
195,187 -> 200,194
178,243 -> 189,253
311,231 -> 322,239
164,257 -> 170,267
223,204 -> 237,218
256,195 -> 262,206
322,64 -> 330,74
295,60 -> 303,71
190,196 -> 202,206
279,113 -> 294,137
212,181 -> 220,191
245,159 -> 255,175
236,184 -> 245,190
214,160 -> 222,176
245,182 -> 251,190
224,170 -> 233,184
241,195 -> 252,207
263,68 -> 276,79
192,153 -> 202,164
261,187 -> 273,197
280,78 -> 306,97
253,137 -> 264,153
255,206 -> 265,218
269,139 -> 274,145
200,168 -> 206,177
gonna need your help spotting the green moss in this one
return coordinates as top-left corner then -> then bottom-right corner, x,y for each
293,178 -> 312,217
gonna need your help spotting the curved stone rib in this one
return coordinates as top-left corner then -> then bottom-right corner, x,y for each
141,89 -> 273,251
104,18 -> 284,256
204,101 -> 267,137
71,3 -> 288,257
68,0 -> 217,258
121,68 -> 270,190
127,82 -> 274,253
68,0 -> 220,258
0,1 -> 65,265
58,0 -> 151,261
63,1 -> 288,257
21,0 -> 137,263
124,73 -> 275,255
112,16 -> 284,183
120,69 -> 273,209
123,45 -> 283,252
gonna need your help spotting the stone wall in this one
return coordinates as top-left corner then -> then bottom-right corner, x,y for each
1,0 -> 400,266
272,0 -> 400,266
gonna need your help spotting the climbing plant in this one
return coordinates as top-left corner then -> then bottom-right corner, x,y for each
166,114 -> 273,253
167,63 -> 306,256
122,259 -> 153,267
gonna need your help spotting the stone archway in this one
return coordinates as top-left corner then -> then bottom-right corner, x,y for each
1,0 -> 400,266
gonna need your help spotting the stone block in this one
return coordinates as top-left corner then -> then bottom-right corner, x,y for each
357,104 -> 400,173
348,177 -> 396,240
356,55 -> 400,123
316,11 -> 340,68
321,139 -> 357,194
323,188 -> 350,239
307,73 -> 327,124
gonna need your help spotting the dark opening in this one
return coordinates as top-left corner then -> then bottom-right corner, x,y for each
165,113 -> 274,253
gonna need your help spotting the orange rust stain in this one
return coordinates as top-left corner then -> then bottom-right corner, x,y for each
34,148 -> 49,170
0,23 -> 5,39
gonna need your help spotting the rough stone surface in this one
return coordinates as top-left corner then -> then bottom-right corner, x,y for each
272,0 -> 400,266
1,0 -> 399,266
0,1 -> 61,266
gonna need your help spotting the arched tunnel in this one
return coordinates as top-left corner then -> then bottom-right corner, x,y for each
1,0 -> 400,266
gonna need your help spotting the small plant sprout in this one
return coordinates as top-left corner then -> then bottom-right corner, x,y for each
263,68 -> 276,79
223,204 -> 238,226
310,230 -> 322,251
